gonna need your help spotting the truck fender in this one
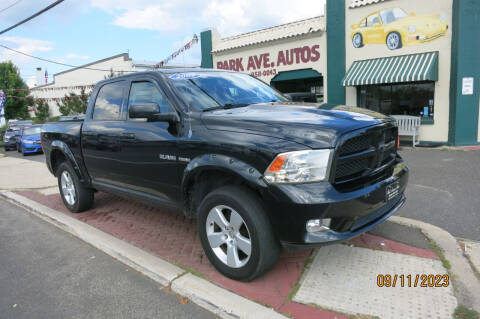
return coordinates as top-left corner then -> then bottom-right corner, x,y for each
181,154 -> 268,201
49,140 -> 87,183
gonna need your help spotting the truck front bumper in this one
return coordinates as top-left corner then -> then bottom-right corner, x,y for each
262,158 -> 409,249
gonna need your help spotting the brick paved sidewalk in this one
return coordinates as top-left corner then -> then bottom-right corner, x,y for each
16,190 -> 455,319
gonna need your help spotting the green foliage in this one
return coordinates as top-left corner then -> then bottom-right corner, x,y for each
454,305 -> 479,319
34,99 -> 50,123
0,61 -> 30,120
56,88 -> 90,116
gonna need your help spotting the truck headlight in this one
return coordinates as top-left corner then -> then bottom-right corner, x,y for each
408,25 -> 416,33
264,149 -> 333,184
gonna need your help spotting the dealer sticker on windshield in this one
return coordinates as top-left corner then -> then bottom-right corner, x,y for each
386,181 -> 400,201
169,73 -> 201,80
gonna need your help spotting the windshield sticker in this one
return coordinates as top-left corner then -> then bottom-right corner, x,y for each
169,73 -> 201,80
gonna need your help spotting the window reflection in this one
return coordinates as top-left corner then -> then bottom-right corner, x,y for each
359,82 -> 435,119
93,81 -> 125,121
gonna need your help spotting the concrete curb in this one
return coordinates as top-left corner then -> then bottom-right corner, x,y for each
0,190 -> 287,319
172,274 -> 287,319
389,215 -> 480,312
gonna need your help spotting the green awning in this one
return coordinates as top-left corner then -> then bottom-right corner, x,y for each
271,68 -> 322,82
342,51 -> 438,87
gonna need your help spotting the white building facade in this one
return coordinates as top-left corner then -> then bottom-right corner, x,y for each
30,53 -> 136,116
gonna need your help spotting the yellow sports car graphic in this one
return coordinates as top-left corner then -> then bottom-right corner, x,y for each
351,7 -> 448,50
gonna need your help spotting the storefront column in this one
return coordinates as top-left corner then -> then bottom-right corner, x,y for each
326,0 -> 346,105
448,0 -> 480,145
200,30 -> 213,69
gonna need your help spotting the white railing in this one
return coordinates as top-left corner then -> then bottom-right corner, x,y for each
391,115 -> 421,147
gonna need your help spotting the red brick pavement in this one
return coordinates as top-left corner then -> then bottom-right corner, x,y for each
16,190 -> 439,319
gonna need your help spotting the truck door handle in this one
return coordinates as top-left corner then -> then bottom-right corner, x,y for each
122,133 -> 136,139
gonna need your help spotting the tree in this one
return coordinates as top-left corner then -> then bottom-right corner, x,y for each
56,88 -> 90,116
0,61 -> 30,120
34,99 -> 50,122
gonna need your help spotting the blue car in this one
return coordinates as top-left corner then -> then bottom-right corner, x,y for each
18,125 -> 43,155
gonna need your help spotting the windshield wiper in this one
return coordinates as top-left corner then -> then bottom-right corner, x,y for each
202,103 -> 249,112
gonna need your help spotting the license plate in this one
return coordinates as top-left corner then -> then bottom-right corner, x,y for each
386,181 -> 400,201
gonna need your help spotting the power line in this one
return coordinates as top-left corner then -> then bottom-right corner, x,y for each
0,44 -> 135,73
0,0 -> 65,36
0,0 -> 24,15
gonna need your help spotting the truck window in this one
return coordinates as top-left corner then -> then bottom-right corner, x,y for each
92,81 -> 125,121
128,82 -> 170,114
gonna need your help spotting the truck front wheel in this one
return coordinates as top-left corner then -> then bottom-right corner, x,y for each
57,162 -> 94,213
197,185 -> 279,281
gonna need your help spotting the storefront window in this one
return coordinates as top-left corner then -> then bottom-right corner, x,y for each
358,82 -> 435,121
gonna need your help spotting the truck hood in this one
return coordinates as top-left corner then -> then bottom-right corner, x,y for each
201,103 -> 393,149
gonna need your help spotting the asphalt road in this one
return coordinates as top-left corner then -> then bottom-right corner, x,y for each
3,146 -> 479,240
0,199 -> 217,319
399,148 -> 480,241
2,148 -> 45,163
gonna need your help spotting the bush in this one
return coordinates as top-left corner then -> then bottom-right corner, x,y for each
34,99 -> 50,123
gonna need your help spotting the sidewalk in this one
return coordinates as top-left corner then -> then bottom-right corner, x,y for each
1,156 -> 479,318
0,156 -> 56,190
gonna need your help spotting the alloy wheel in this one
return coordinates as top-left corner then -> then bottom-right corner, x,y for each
206,205 -> 252,268
61,171 -> 76,206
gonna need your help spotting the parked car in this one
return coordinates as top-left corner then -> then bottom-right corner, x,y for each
3,129 -> 20,151
351,7 -> 448,50
17,125 -> 43,155
8,119 -> 33,130
42,69 -> 408,281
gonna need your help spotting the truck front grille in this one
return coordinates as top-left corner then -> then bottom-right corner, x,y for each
332,125 -> 398,191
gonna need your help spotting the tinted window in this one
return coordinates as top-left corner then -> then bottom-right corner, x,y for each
128,82 -> 169,114
358,82 -> 435,120
93,81 -> 125,120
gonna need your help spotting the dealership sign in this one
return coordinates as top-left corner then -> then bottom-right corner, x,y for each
216,44 -> 321,78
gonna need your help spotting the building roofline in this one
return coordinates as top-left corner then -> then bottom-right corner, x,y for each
220,15 -> 324,41
30,53 -> 131,90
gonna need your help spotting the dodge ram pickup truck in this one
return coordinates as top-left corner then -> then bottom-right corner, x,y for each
42,69 -> 408,281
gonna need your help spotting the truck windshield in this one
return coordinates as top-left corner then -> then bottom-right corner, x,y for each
168,72 -> 288,111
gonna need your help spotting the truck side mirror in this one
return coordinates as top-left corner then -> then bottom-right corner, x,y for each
129,103 -> 180,123
129,103 -> 160,119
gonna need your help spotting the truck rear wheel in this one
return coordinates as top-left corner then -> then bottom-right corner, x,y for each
197,185 -> 279,281
57,162 -> 94,213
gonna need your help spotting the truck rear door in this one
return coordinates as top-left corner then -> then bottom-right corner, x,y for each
82,80 -> 128,185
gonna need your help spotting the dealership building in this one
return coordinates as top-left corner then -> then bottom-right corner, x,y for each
199,0 -> 480,146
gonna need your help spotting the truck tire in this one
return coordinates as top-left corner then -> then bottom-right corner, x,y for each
197,185 -> 279,281
57,162 -> 94,213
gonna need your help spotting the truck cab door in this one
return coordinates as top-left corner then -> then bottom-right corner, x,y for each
82,80 -> 128,185
117,79 -> 182,206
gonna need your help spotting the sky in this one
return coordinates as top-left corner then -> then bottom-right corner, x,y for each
0,0 -> 325,87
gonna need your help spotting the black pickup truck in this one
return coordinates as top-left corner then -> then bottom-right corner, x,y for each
42,69 -> 408,281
